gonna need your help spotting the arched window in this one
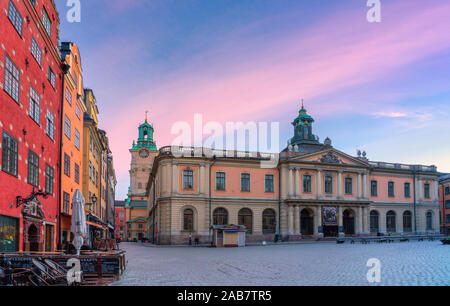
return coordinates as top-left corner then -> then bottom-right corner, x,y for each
262,209 -> 276,234
183,209 -> 194,232
370,210 -> 379,233
426,211 -> 433,230
213,208 -> 228,225
138,182 -> 142,189
403,211 -> 412,233
238,208 -> 253,234
386,211 -> 396,233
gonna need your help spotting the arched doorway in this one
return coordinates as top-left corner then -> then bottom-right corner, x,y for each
28,224 -> 39,252
403,211 -> 412,233
238,208 -> 253,234
300,209 -> 314,236
386,211 -> 396,233
343,209 -> 355,236
370,210 -> 379,234
262,209 -> 276,234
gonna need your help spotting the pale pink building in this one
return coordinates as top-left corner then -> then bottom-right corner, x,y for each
145,107 -> 440,245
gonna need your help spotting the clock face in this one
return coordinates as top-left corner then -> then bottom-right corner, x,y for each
139,149 -> 149,158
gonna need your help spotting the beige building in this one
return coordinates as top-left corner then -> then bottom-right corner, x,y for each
145,106 -> 440,245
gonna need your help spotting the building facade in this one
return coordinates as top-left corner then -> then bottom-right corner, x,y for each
59,42 -> 86,247
146,106 -> 441,245
114,200 -> 126,239
0,0 -> 62,252
438,174 -> 450,235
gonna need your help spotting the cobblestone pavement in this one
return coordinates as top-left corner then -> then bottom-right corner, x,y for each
112,241 -> 449,286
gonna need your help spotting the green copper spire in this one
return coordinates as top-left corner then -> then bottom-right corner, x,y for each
131,112 -> 157,150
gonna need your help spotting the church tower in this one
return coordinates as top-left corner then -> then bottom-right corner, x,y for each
129,113 -> 158,201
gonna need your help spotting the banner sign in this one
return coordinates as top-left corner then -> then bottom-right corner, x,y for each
323,207 -> 337,225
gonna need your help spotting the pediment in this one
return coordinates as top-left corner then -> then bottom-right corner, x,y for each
288,148 -> 369,167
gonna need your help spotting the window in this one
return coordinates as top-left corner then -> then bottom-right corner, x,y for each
64,153 -> 70,177
31,37 -> 42,66
4,54 -> 20,103
426,212 -> 433,230
75,129 -> 80,150
370,211 -> 379,233
216,172 -> 226,191
303,175 -> 312,193
241,173 -> 250,192
445,200 -> 450,210
238,208 -> 253,234
386,211 -> 396,233
46,109 -> 55,140
45,164 -> 53,194
73,72 -> 78,88
262,209 -> 276,234
213,208 -> 228,225
27,150 -> 39,187
402,211 -> 412,233
42,9 -> 51,36
29,86 -> 40,124
183,169 -> 194,190
446,214 -> 450,224
1,131 -> 18,176
445,186 -> 450,195
74,163 -> 80,184
63,192 -> 70,214
119,211 -> 124,218
183,209 -> 194,232
48,66 -> 56,88
64,115 -> 71,139
371,180 -> 378,197
324,175 -> 333,194
424,183 -> 430,199
8,0 -> 23,36
344,177 -> 353,195
388,182 -> 395,197
75,104 -> 81,119
65,88 -> 72,104
404,182 -> 411,198
265,174 -> 274,193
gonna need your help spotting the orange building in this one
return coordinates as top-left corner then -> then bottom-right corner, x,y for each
438,174 -> 450,235
58,42 -> 86,247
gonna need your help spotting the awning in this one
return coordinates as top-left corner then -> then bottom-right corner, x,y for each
86,221 -> 105,229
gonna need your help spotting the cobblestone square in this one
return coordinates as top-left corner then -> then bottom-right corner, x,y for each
112,241 -> 449,286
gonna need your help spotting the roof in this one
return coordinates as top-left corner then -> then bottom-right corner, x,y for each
439,174 -> 450,182
127,217 -> 147,223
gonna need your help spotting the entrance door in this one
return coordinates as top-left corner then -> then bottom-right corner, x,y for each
45,224 -> 54,252
300,209 -> 314,235
28,224 -> 40,252
323,226 -> 338,237
343,210 -> 355,236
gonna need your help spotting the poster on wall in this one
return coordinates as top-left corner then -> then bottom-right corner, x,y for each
323,207 -> 338,225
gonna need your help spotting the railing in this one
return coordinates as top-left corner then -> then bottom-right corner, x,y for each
369,161 -> 437,172
158,146 -> 277,160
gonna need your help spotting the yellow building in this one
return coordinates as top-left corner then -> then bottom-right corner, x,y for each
82,89 -> 107,242
59,42 -> 86,248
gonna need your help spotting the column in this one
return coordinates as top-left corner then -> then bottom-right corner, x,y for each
280,166 -> 288,199
357,173 -> 362,199
199,163 -> 205,194
288,205 -> 294,235
288,168 -> 294,198
294,206 -> 300,235
294,168 -> 301,197
433,180 -> 439,202
337,171 -> 343,199
338,206 -> 344,236
316,170 -> 322,199
317,206 -> 323,238
362,173 -> 368,199
418,177 -> 423,202
313,206 -> 319,235
357,206 -> 363,235
172,162 -> 178,194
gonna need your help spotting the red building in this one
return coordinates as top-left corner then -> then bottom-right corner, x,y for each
439,174 -> 450,235
114,201 -> 126,240
0,0 -> 62,252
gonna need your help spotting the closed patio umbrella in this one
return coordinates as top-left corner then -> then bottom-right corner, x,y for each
71,190 -> 87,256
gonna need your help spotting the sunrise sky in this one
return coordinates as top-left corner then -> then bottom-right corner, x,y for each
56,0 -> 450,200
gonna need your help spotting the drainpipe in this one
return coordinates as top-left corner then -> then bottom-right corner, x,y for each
57,63 -> 70,250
